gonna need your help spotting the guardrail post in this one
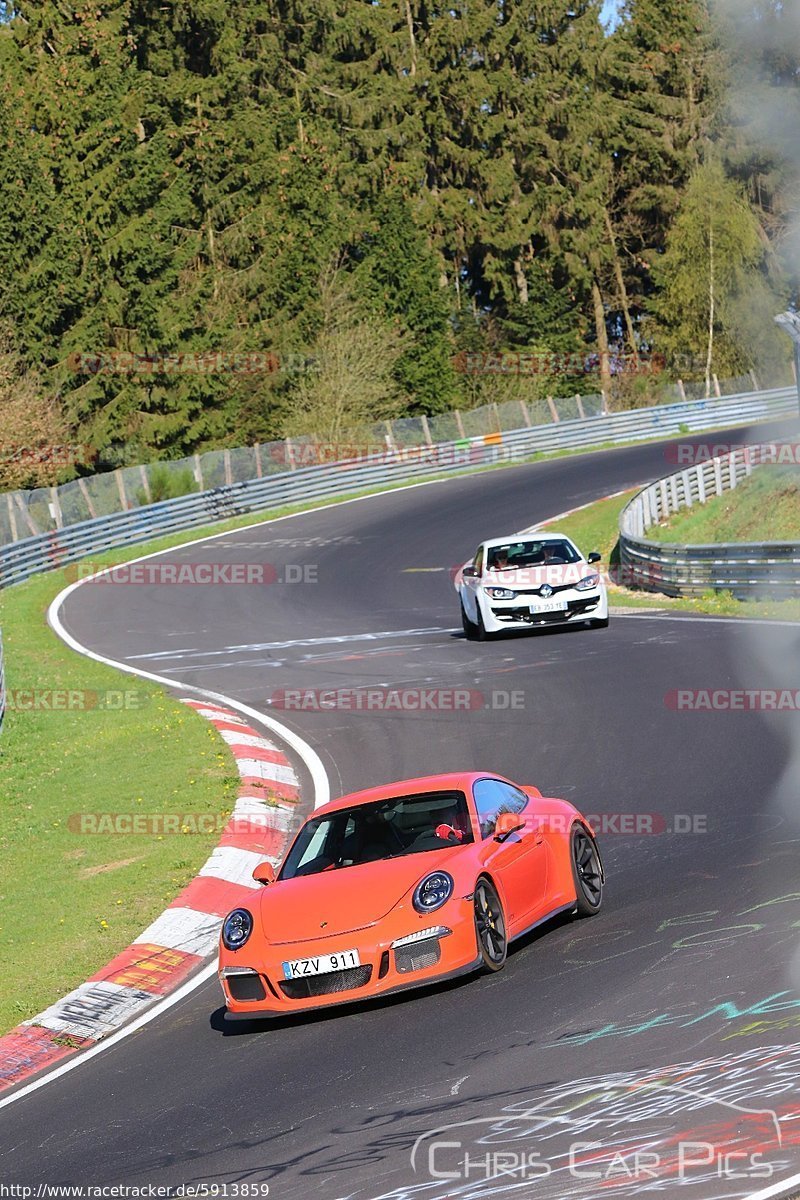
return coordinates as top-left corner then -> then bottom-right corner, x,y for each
77,478 -> 97,520
254,444 -> 263,479
575,394 -> 585,420
193,454 -> 204,489
659,478 -> 669,517
546,396 -> 559,423
681,469 -> 693,507
728,450 -> 738,489
114,469 -> 129,512
49,486 -> 63,530
139,465 -> 152,504
420,414 -> 433,446
224,449 -> 233,486
6,495 -> 18,542
697,465 -> 707,504
15,494 -> 39,536
713,457 -> 723,496
519,399 -> 531,428
677,379 -> 687,402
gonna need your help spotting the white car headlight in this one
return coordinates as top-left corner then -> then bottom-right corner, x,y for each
486,587 -> 517,600
575,573 -> 600,591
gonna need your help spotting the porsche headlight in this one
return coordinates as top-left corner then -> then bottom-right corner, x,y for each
222,908 -> 253,951
486,587 -> 517,600
575,573 -> 600,591
413,872 -> 454,914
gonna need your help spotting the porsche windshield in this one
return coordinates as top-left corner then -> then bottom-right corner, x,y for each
280,790 -> 474,879
486,539 -> 580,570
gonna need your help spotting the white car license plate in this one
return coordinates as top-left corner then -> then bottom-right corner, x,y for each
282,948 -> 360,980
530,599 -> 568,614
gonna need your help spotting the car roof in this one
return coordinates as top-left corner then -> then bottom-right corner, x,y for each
315,772 -> 508,817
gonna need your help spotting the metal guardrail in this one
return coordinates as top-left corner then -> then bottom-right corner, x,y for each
619,444 -> 800,599
0,385 -> 796,592
1,368 -> 777,547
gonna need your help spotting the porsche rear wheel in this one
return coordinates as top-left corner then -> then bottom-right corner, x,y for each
461,600 -> 478,640
474,878 -> 507,971
571,824 -> 604,915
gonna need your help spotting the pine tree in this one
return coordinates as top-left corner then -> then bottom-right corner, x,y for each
650,160 -> 786,390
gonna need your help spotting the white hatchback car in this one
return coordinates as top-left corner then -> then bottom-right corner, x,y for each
456,531 -> 608,640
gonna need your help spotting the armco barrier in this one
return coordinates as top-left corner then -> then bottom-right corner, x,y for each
0,385 -> 796,591
619,444 -> 800,599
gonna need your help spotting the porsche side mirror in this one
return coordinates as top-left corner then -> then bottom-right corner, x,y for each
494,812 -> 525,841
587,552 -> 601,564
252,861 -> 276,886
462,565 -> 478,579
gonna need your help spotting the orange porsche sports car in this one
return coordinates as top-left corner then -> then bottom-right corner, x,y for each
218,772 -> 603,1017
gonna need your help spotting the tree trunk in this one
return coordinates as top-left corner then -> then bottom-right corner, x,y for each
513,257 -> 528,305
592,278 -> 613,405
604,209 -> 637,362
197,95 -> 219,301
405,0 -> 417,76
705,219 -> 715,399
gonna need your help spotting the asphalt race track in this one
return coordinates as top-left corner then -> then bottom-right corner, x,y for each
2,421 -> 800,1200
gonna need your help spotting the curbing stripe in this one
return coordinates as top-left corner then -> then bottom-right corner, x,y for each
0,699 -> 303,1095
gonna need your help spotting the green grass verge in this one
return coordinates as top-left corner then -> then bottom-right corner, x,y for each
1,420 -> 797,1035
646,466 -> 800,544
0,572 -> 242,1034
550,487 -> 800,622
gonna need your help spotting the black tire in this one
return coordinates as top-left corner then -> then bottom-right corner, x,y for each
570,824 -> 604,915
460,600 -> 478,640
588,615 -> 609,629
476,604 -> 490,642
474,878 -> 507,971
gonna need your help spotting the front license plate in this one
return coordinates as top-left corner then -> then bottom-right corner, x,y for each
282,948 -> 361,980
530,600 -> 568,614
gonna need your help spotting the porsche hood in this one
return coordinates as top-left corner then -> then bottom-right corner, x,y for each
257,849 -> 463,944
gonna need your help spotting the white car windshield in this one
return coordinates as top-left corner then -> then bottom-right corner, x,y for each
486,539 -> 580,571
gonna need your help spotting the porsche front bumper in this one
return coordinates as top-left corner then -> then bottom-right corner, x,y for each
219,898 -> 481,1017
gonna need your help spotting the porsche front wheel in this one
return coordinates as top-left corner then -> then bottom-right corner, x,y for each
571,824 -> 604,915
474,878 -> 507,971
